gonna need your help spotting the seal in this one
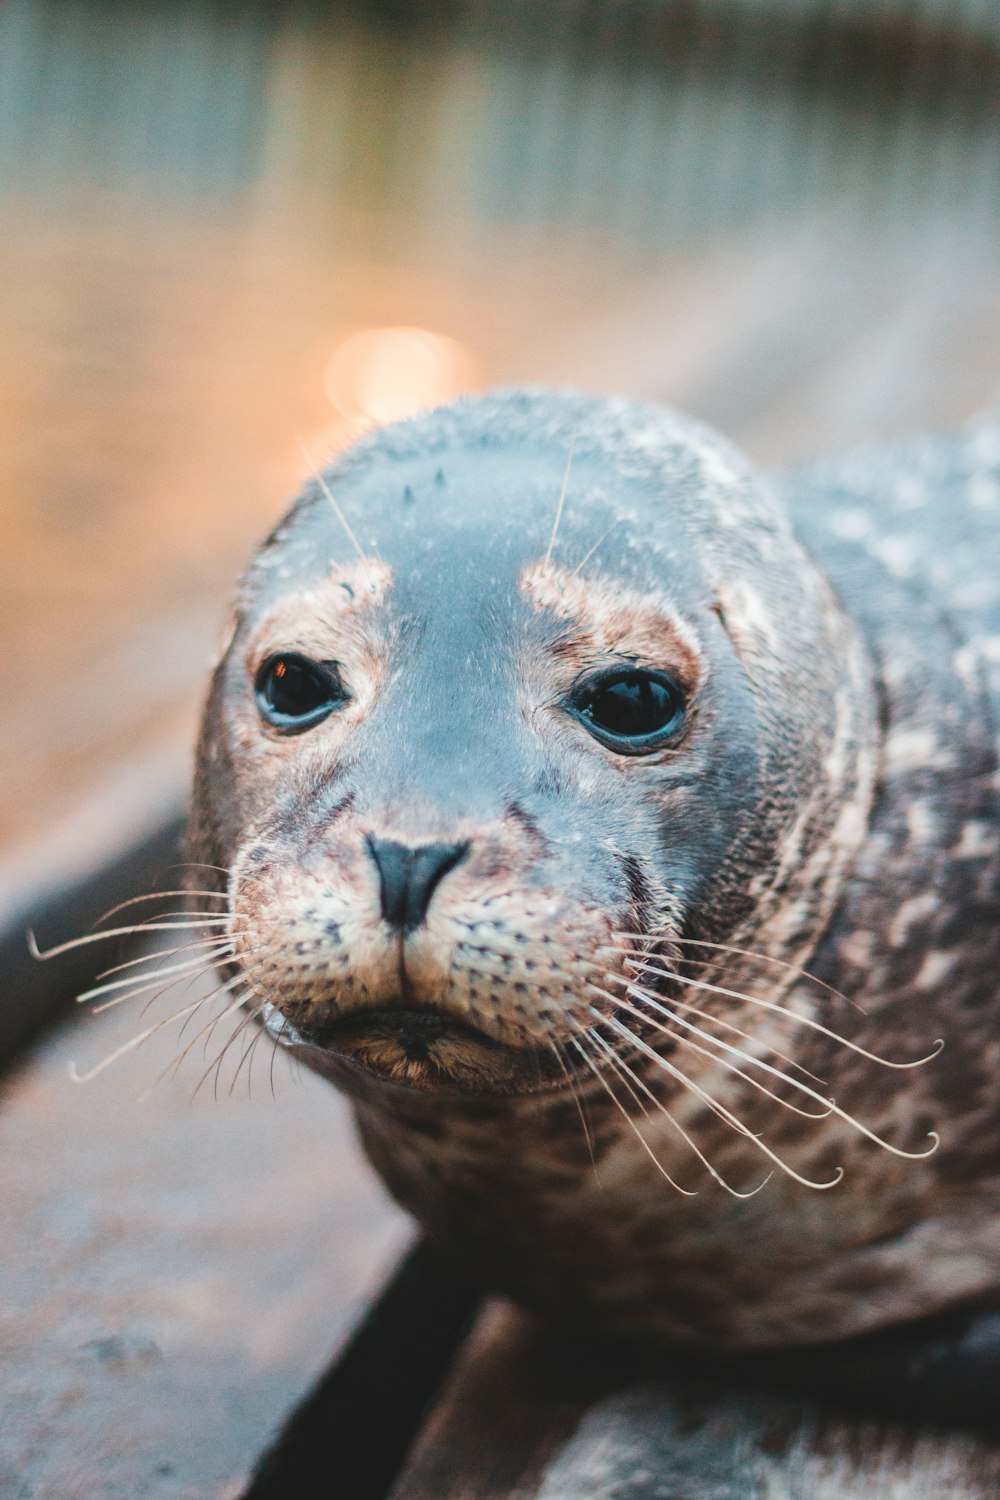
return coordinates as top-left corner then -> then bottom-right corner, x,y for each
186,390 -> 1000,1351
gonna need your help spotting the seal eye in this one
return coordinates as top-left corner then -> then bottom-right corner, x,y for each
255,653 -> 347,731
572,669 -> 685,754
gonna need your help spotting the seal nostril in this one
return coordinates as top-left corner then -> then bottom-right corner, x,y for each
366,837 -> 469,933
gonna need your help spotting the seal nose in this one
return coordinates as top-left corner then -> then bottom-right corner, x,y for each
366,837 -> 469,933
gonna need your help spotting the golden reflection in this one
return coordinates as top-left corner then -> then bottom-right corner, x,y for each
323,326 -> 476,426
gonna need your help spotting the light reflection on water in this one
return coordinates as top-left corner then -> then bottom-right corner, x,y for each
2,1 -> 997,235
0,0 -> 997,849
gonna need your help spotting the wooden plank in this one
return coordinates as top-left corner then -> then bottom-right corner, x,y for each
389,1302 -> 1000,1500
244,1241 -> 481,1500
0,932 -> 410,1499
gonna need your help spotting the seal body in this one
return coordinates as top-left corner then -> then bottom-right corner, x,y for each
188,393 -> 1000,1351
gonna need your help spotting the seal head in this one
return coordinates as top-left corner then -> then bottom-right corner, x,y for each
191,391 -> 874,1104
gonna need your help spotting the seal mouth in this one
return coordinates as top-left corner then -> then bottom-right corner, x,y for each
308,1006 -> 481,1059
266,1001 -> 568,1096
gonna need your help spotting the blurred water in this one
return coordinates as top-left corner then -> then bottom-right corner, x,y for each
1,0 -> 997,853
1,0 -> 997,243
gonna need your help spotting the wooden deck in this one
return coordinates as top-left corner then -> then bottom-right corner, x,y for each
2,1 -> 999,1495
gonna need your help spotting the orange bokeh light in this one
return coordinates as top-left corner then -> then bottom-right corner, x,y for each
323,325 -> 476,426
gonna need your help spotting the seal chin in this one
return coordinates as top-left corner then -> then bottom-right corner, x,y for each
264,1001 -> 567,1097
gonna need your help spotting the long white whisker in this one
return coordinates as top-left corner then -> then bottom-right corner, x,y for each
78,946 -> 233,1005
596,1010 -> 846,1190
583,1027 -> 770,1199
585,982 -> 832,1123
618,947 -> 943,1071
577,955 -> 826,1087
69,997 -> 208,1083
544,1036 -> 599,1175
148,973 -> 261,1092
300,438 -> 368,561
565,1032 -> 696,1197
543,429 -> 577,566
612,930 -> 864,1013
95,889 -> 229,925
601,992 -> 939,1163
581,1011 -> 774,1198
228,1006 -> 273,1097
570,518 -> 624,578
30,919 -> 230,961
90,953 -> 237,1017
196,997 -> 268,1101
91,934 -> 233,986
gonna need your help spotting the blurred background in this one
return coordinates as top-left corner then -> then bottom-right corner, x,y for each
2,0 -> 999,890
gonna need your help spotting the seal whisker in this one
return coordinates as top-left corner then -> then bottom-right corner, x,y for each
196,998 -> 269,1102
135,957 -> 272,1094
568,518 -> 625,578
561,1013 -> 712,1191
590,978 -> 833,1122
585,982 -> 834,1123
167,861 -> 233,880
228,1007 -> 273,1098
543,428 -> 578,567
578,1021 -> 706,1172
300,438 -> 372,564
618,948 -> 945,1071
605,1002 -> 941,1176
93,889 -> 230,925
247,1022 -> 277,1101
543,1036 -> 600,1175
598,1009 -> 847,1190
577,956 -> 826,1087
598,984 -> 940,1157
69,995 -> 210,1084
78,945 -> 233,1007
613,931 -> 864,1014
565,1032 -> 697,1196
29,918 -> 230,961
581,1024 -> 764,1198
168,958 -> 272,1062
90,933 -> 236,987
152,975 -> 263,1093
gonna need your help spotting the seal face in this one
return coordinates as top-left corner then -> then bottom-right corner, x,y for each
188,392 -> 1000,1350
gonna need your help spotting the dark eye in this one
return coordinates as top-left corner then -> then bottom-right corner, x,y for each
571,669 -> 685,754
254,653 -> 347,731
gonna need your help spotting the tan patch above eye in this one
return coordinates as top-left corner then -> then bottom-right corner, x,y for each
520,559 -> 704,688
247,558 -> 394,671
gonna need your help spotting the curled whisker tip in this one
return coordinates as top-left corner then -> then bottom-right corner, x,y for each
879,1037 -> 945,1069
817,1167 -> 846,1190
